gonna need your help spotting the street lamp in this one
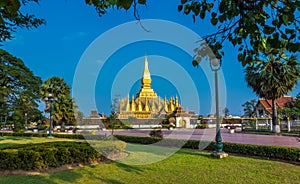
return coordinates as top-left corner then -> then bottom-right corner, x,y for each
44,94 -> 57,138
209,58 -> 228,158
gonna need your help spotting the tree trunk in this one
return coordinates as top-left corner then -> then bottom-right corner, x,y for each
272,99 -> 280,133
61,121 -> 65,132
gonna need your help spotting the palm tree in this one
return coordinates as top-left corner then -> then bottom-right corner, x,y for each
41,77 -> 76,131
242,99 -> 257,117
40,77 -> 71,98
245,52 -> 300,133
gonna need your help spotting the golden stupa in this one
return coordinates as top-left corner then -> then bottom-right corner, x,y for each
118,56 -> 181,119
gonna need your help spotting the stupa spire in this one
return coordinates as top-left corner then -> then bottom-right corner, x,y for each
142,55 -> 151,88
136,55 -> 157,98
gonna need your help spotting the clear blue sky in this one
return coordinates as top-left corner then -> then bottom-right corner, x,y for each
3,0 -> 299,117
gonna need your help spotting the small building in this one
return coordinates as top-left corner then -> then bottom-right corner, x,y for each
175,106 -> 191,128
255,96 -> 294,117
79,110 -> 107,128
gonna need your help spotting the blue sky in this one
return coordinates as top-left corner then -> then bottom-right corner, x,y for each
3,0 -> 299,117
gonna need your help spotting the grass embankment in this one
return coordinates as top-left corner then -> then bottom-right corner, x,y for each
0,136 -> 76,149
0,142 -> 299,184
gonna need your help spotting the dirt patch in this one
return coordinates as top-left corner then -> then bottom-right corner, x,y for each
0,152 -> 129,176
106,151 -> 129,161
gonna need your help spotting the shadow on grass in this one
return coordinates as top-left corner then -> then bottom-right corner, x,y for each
0,174 -> 57,184
49,169 -> 83,183
0,143 -> 20,149
175,149 -> 212,159
125,143 -> 178,156
113,162 -> 143,174
0,136 -> 34,141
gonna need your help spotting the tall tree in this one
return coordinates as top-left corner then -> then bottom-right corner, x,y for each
242,99 -> 257,117
0,0 -> 45,43
0,49 -> 42,126
223,107 -> 229,117
109,95 -> 120,135
278,95 -> 300,120
245,51 -> 300,133
2,1 -> 298,67
85,1 -> 299,66
40,77 -> 76,130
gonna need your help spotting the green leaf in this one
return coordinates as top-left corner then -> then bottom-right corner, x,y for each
181,0 -> 187,4
85,0 -> 93,5
211,12 -> 217,18
192,60 -> 199,67
289,34 -> 296,40
218,14 -> 226,22
119,0 -> 133,10
200,11 -> 205,19
207,3 -> 214,11
282,15 -> 290,25
184,5 -> 191,14
281,34 -> 288,40
138,0 -> 146,4
178,5 -> 183,12
263,26 -> 275,35
285,28 -> 294,34
238,53 -> 244,62
210,18 -> 218,25
272,20 -> 278,26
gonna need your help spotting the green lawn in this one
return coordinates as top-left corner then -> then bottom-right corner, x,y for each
0,136 -> 75,149
0,141 -> 299,184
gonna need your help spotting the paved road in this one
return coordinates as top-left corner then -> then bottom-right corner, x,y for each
97,128 -> 300,149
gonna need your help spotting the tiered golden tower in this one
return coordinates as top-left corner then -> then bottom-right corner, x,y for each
118,56 -> 181,119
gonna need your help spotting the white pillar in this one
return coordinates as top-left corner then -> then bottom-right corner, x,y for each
287,118 -> 291,132
255,118 -> 258,130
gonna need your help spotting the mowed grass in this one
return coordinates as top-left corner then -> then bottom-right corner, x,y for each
0,136 -> 76,149
0,140 -> 300,184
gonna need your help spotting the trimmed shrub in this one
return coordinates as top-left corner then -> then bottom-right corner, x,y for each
149,129 -> 163,138
113,135 -> 299,162
1,133 -> 299,162
0,141 -> 126,171
195,124 -> 209,129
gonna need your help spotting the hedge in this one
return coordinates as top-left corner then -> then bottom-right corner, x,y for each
0,141 -> 126,171
113,135 -> 300,162
1,132 -> 299,162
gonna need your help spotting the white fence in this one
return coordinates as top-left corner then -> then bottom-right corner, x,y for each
241,118 -> 300,132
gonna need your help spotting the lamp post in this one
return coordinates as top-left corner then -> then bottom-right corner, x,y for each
45,94 -> 57,138
210,58 -> 228,158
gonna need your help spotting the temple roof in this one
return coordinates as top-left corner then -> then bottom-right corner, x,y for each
256,96 -> 294,113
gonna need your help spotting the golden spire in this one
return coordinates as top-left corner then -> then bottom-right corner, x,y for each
138,98 -> 143,112
164,96 -> 168,112
145,98 -> 150,112
136,56 -> 157,98
175,95 -> 179,107
126,94 -> 130,111
142,55 -> 151,88
131,95 -> 136,112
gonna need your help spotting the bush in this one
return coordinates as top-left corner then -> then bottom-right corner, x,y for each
2,133 -> 299,162
149,129 -> 163,138
0,141 -> 126,171
112,135 -> 299,162
196,124 -> 209,129
114,135 -> 162,144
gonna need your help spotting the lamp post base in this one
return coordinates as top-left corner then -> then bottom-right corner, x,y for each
211,151 -> 228,159
47,136 -> 53,138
